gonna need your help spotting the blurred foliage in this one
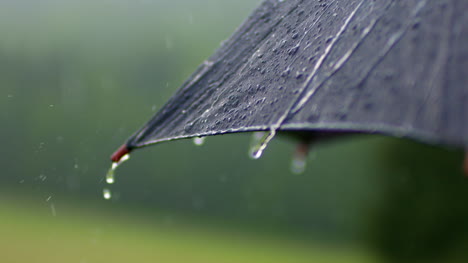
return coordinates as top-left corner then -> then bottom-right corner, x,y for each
0,1 -> 467,262
369,140 -> 468,262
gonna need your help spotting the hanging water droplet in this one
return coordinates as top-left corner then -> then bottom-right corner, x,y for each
249,132 -> 266,157
193,137 -> 205,146
249,130 -> 276,159
103,188 -> 112,200
105,154 -> 130,185
252,151 -> 262,159
290,143 -> 310,174
291,156 -> 306,174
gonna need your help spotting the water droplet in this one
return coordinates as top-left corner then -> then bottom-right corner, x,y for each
290,143 -> 309,174
50,203 -> 56,216
291,156 -> 307,174
288,45 -> 300,55
193,137 -> 205,146
249,130 -> 276,159
103,188 -> 112,200
184,122 -> 195,132
281,67 -> 291,77
106,154 -> 130,184
106,171 -> 115,184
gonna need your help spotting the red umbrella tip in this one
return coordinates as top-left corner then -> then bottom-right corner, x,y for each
111,144 -> 131,163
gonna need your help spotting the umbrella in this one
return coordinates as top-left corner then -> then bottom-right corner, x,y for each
111,0 -> 467,174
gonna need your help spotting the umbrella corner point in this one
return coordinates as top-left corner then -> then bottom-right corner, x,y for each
111,144 -> 132,163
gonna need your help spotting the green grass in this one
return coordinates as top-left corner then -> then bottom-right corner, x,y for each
0,195 -> 375,263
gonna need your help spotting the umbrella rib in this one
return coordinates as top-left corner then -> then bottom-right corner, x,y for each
291,0 -> 364,112
295,1 -> 428,119
268,0 -> 364,134
288,2 -> 395,124
289,5 -> 388,115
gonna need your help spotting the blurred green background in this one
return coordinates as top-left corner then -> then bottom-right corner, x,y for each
1,0 -> 467,262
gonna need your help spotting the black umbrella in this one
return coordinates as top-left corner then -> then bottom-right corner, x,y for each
111,0 -> 467,174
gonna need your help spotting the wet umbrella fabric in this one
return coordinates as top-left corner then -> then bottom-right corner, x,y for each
112,0 -> 467,162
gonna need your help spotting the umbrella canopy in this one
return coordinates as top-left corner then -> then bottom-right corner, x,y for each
112,0 -> 467,164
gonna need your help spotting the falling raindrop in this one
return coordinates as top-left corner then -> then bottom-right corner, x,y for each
50,203 -> 56,216
103,188 -> 112,200
106,154 -> 130,185
106,170 -> 115,184
193,137 -> 205,146
249,130 -> 276,159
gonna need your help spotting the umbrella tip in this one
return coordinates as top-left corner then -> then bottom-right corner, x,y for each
111,144 -> 131,163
